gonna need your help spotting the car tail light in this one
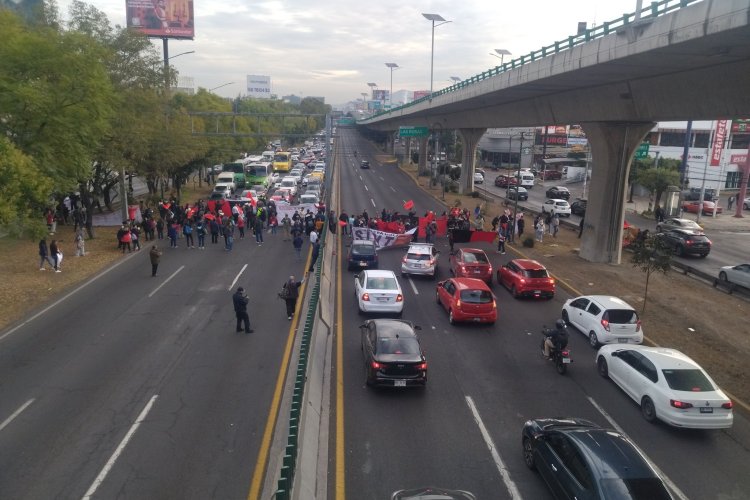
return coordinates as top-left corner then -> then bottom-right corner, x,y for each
670,399 -> 694,409
561,350 -> 570,357
460,265 -> 466,273
417,362 -> 427,371
456,299 -> 462,308
636,320 -> 642,332
519,278 -> 526,284
396,294 -> 403,302
492,300 -> 497,310
686,240 -> 694,246
371,361 -> 382,370
488,265 -> 493,273
402,256 -> 407,263
429,258 -> 436,266
362,293 -> 370,301
549,278 -> 555,285
722,401 -> 733,409
601,318 -> 610,332
706,238 -> 712,246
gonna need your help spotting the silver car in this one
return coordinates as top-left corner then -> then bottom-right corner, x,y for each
718,264 -> 750,289
401,243 -> 439,278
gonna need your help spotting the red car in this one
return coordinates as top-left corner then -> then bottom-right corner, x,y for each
681,200 -> 723,215
449,248 -> 493,285
541,170 -> 563,180
436,277 -> 497,325
497,259 -> 556,299
494,174 -> 518,188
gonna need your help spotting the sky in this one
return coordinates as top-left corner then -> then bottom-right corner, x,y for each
56,0 -> 654,106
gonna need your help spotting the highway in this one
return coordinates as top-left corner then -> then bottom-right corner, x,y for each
333,127 -> 750,499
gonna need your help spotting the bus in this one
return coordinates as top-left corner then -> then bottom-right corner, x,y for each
246,162 -> 273,188
222,158 -> 252,189
273,151 -> 293,173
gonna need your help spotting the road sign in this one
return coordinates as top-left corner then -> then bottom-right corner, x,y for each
399,126 -> 430,138
634,142 -> 650,160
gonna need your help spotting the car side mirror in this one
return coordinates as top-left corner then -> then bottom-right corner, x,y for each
611,351 -> 620,358
414,325 -> 422,330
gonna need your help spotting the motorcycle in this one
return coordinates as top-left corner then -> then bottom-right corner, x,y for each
540,328 -> 572,375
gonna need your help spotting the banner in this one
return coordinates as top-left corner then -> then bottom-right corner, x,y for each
710,120 -> 730,167
351,227 -> 416,249
126,0 -> 195,39
450,229 -> 497,244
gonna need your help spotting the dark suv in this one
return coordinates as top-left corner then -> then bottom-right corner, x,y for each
347,239 -> 378,270
545,186 -> 571,200
570,198 -> 587,216
682,187 -> 718,201
657,229 -> 712,257
360,319 -> 427,387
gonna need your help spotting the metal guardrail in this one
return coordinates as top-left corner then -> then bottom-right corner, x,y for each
362,0 -> 702,122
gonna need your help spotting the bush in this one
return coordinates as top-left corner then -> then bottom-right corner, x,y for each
522,237 -> 535,248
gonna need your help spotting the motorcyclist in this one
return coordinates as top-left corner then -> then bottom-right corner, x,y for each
544,319 -> 569,359
354,150 -> 358,158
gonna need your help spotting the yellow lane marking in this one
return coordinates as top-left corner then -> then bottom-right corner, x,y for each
334,146 -> 347,500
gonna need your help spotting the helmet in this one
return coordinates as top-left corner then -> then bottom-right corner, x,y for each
556,319 -> 566,330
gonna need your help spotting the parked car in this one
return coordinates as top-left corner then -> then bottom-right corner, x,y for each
541,199 -> 571,217
360,160 -> 370,169
494,174 -> 518,188
744,196 -> 750,209
545,186 -> 571,200
449,248 -> 493,285
436,277 -> 497,325
354,270 -> 404,316
497,259 -> 555,299
505,186 -> 528,201
360,319 -> 426,387
401,243 -> 439,278
655,229 -> 711,257
347,239 -> 378,271
473,172 -> 484,184
656,217 -> 703,233
681,200 -> 723,215
597,345 -> 733,428
718,263 -> 750,289
540,169 -> 563,180
682,187 -> 718,201
570,198 -> 587,216
522,417 -> 674,499
562,295 -> 643,348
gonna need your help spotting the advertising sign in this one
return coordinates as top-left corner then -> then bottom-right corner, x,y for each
126,0 -> 195,39
710,120 -> 730,167
372,89 -> 389,102
367,100 -> 382,110
247,75 -> 271,99
731,120 -> 750,133
731,154 -> 748,165
412,90 -> 431,100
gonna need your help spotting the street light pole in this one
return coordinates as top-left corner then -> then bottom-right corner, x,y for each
513,132 -> 527,242
489,48 -> 512,65
385,63 -> 398,111
422,13 -> 451,100
209,82 -> 236,92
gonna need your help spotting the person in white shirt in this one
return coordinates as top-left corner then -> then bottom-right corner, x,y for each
309,229 -> 318,245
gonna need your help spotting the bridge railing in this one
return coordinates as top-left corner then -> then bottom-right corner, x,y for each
363,0 -> 702,122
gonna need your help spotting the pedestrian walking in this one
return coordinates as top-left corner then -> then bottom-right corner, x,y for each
448,229 -> 455,254
232,287 -> 253,333
496,230 -> 506,254
309,228 -> 319,245
131,225 -> 141,251
551,214 -> 560,238
49,239 -> 61,272
282,214 -> 291,241
224,222 -> 235,251
270,214 -> 278,235
237,214 -> 246,239
535,219 -> 545,243
280,276 -> 304,320
545,212 -> 553,235
183,221 -> 194,248
728,195 -> 734,210
38,238 -> 53,270
293,233 -> 304,261
149,244 -> 162,277
167,222 -> 178,248
75,229 -> 86,256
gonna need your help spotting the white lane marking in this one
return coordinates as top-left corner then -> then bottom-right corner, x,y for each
364,185 -> 369,191
379,176 -> 384,181
82,395 -> 159,500
228,264 -> 248,291
359,175 -> 362,181
0,253 -> 138,342
407,276 -> 419,295
586,396 -> 689,500
465,396 -> 523,499
390,186 -> 396,192
0,399 -> 35,432
148,266 -> 185,298
370,198 -> 376,207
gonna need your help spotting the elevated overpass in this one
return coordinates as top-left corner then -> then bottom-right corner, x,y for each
358,0 -> 750,263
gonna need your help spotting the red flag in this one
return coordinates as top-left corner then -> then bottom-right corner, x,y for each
435,216 -> 448,236
469,231 -> 497,243
403,200 -> 414,211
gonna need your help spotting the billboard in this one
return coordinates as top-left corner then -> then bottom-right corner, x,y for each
126,0 -> 195,39
367,101 -> 382,110
247,75 -> 271,99
372,89 -> 389,102
412,90 -> 431,100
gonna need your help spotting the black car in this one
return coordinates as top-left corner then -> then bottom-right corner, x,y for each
506,186 -> 528,201
360,319 -> 427,387
522,418 -> 673,500
347,239 -> 378,271
570,198 -> 587,216
656,229 -> 711,257
545,186 -> 571,200
360,160 -> 370,169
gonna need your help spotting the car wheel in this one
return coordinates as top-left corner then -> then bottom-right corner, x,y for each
597,356 -> 609,378
511,285 -> 519,299
641,396 -> 657,423
449,310 -> 456,325
589,331 -> 599,349
719,271 -> 728,282
522,437 -> 536,470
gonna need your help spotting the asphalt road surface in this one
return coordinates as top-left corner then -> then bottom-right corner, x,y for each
333,128 -> 750,500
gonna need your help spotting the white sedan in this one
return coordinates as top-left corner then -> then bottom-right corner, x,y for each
718,264 -> 750,289
355,270 -> 404,316
473,172 -> 484,184
596,345 -> 733,429
541,199 -> 571,217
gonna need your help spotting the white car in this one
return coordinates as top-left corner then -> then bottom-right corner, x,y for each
278,177 -> 298,196
718,264 -> 750,289
313,161 -> 326,170
269,172 -> 281,187
355,270 -> 404,316
299,193 -> 319,205
289,169 -> 304,184
541,199 -> 571,217
473,172 -> 484,184
562,295 -> 643,348
596,345 -> 733,429
743,197 -> 750,210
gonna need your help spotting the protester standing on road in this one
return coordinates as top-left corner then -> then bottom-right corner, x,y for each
496,229 -> 506,254
293,233 -> 304,260
196,220 -> 206,249
551,214 -> 560,238
233,287 -> 253,333
281,214 -> 291,241
38,238 -> 53,270
149,244 -> 162,277
280,276 -> 304,320
254,217 -> 264,245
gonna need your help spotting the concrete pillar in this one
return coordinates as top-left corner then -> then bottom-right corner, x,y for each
418,138 -> 428,176
458,128 -> 486,194
405,138 -> 413,163
579,121 -> 655,264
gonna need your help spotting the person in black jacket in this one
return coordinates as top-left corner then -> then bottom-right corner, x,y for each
232,287 -> 253,333
280,276 -> 304,320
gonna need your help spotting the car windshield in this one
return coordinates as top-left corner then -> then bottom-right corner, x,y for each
523,269 -> 549,278
460,289 -> 493,303
377,337 -> 420,355
605,309 -> 638,324
352,244 -> 375,255
662,369 -> 715,392
599,478 -> 672,500
463,252 -> 488,264
366,277 -> 398,290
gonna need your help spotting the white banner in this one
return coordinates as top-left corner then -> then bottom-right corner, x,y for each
351,227 -> 416,249
275,203 -> 318,220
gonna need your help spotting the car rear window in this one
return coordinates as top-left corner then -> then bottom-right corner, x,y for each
378,337 -> 420,355
662,369 -> 715,392
366,277 -> 398,290
600,478 -> 672,500
407,253 -> 431,261
460,290 -> 493,303
604,309 -> 638,324
463,252 -> 488,264
523,269 -> 549,278
352,244 -> 375,255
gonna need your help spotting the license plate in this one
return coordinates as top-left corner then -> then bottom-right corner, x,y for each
474,269 -> 481,273
618,338 -> 629,343
533,290 -> 541,294
377,297 -> 388,302
359,261 -> 367,266
562,358 -> 571,364
394,380 -> 406,387
700,407 -> 713,413
473,318 -> 481,322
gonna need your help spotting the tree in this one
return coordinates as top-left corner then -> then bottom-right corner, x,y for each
630,233 -> 672,313
634,158 -> 681,208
